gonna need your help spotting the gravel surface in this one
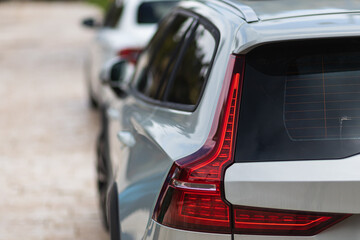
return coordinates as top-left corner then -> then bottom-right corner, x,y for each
0,2 -> 108,240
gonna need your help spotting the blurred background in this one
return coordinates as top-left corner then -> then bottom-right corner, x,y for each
0,0 -> 111,239
0,0 -> 111,10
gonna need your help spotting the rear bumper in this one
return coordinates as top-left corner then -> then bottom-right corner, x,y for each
143,220 -> 231,240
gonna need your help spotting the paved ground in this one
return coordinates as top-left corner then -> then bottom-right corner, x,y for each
0,2 -> 109,240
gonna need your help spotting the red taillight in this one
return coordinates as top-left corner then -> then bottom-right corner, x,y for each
152,55 -> 245,233
152,54 -> 351,235
233,206 -> 350,236
117,48 -> 142,64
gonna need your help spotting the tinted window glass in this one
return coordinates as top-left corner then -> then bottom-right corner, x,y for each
131,15 -> 173,95
137,1 -> 177,24
134,15 -> 193,99
103,2 -> 123,28
235,38 -> 360,162
285,54 -> 360,140
165,24 -> 217,105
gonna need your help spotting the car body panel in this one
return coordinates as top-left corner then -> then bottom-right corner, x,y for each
225,155 -> 360,214
107,94 -> 173,240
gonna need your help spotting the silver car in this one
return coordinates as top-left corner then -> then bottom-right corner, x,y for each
98,0 -> 360,239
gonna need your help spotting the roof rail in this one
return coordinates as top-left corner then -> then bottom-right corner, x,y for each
219,0 -> 259,22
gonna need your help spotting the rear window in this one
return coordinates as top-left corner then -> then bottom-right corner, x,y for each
235,38 -> 360,162
137,1 -> 177,24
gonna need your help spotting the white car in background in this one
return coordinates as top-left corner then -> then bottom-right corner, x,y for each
82,0 -> 178,108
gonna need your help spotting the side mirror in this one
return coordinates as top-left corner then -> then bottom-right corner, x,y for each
100,57 -> 134,97
82,17 -> 100,28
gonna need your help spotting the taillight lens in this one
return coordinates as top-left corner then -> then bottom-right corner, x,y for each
152,55 -> 245,233
233,206 -> 350,236
117,48 -> 142,64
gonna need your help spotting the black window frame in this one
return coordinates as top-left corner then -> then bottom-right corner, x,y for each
130,9 -> 220,112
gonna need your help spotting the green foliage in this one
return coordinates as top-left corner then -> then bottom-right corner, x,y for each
85,0 -> 109,11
